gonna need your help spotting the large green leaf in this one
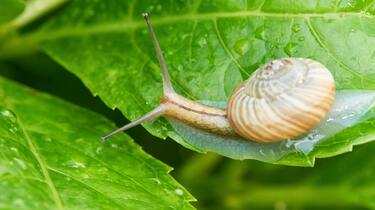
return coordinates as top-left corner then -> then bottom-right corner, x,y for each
1,0 -> 375,166
0,76 -> 194,209
0,0 -> 24,24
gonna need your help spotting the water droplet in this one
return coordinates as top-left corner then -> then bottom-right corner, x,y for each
292,24 -> 301,32
298,36 -> 305,41
259,149 -> 266,156
307,133 -> 315,140
151,178 -> 161,184
284,139 -> 295,148
234,39 -> 251,56
198,37 -> 207,47
177,65 -> 184,71
110,143 -> 118,148
147,5 -> 155,11
340,111 -> 357,120
284,42 -> 298,56
62,160 -> 86,169
82,174 -> 89,179
45,137 -> 52,142
350,28 -> 355,32
12,198 -> 25,207
10,147 -> 18,152
9,127 -> 18,132
98,167 -> 108,173
2,110 -> 11,117
1,109 -> 17,123
175,188 -> 184,196
95,146 -> 103,154
255,27 -> 266,40
13,158 -> 27,170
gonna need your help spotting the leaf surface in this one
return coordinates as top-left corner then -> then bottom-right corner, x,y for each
0,76 -> 194,210
2,0 -> 375,165
0,0 -> 24,24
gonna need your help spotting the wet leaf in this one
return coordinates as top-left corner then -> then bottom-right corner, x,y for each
0,76 -> 194,209
1,0 -> 375,165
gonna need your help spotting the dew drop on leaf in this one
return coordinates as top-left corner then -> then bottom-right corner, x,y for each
10,147 -> 18,152
13,158 -> 27,170
175,188 -> 184,196
151,178 -> 161,185
284,42 -> 298,56
1,109 -> 17,123
254,27 -> 266,40
98,167 -> 108,173
12,198 -> 25,207
95,146 -> 103,154
198,37 -> 207,47
62,160 -> 86,169
234,39 -> 251,56
292,24 -> 301,32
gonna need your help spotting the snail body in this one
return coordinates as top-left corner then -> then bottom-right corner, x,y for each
101,13 -> 336,143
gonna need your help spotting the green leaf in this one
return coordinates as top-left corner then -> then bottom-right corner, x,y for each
0,76 -> 194,209
0,0 -> 24,24
2,0 -> 375,166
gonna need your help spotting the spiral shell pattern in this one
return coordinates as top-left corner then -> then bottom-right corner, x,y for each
227,58 -> 336,143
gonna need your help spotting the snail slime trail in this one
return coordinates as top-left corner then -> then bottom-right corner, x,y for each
100,13 -> 336,143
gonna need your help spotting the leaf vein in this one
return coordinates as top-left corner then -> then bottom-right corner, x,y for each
212,19 -> 248,75
18,120 -> 64,210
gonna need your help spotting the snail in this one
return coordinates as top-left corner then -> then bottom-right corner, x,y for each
100,13 -> 336,143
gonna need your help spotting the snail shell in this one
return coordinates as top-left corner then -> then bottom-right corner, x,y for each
227,58 -> 336,142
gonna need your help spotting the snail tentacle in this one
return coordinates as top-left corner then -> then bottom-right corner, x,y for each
100,105 -> 166,141
143,12 -> 175,95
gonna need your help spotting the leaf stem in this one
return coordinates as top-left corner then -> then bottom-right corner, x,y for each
0,0 -> 69,37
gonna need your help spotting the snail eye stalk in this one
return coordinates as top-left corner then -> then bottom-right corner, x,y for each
100,13 -> 174,141
142,12 -> 175,95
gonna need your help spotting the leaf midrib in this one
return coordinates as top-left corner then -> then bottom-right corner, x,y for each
27,10 -> 375,39
1,10 -> 373,58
